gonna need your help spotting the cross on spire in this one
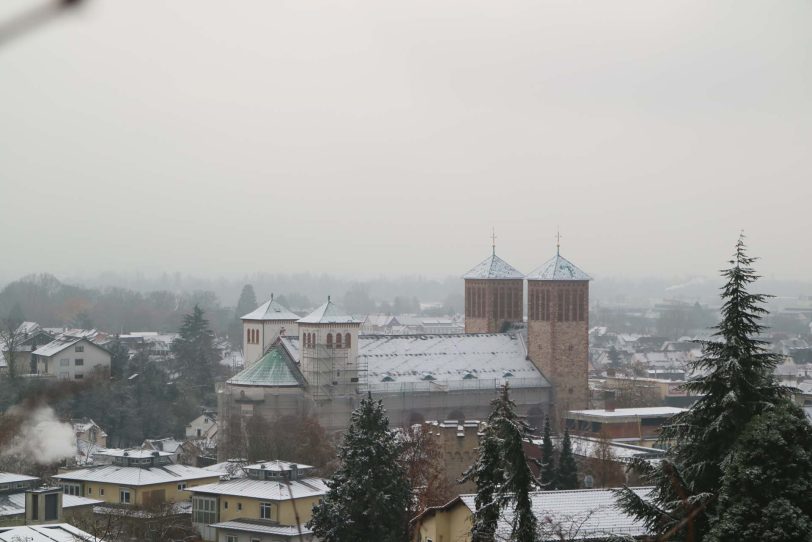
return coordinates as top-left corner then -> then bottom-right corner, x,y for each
491,227 -> 497,255
556,228 -> 562,255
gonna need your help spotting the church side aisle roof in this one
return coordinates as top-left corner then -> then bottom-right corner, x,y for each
526,253 -> 591,281
227,347 -> 303,387
241,296 -> 300,321
298,298 -> 360,324
462,254 -> 524,280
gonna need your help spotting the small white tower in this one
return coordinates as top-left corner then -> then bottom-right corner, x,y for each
298,297 -> 361,397
241,295 -> 300,366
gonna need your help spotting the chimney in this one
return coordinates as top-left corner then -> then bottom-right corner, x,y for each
26,487 -> 63,525
604,390 -> 616,412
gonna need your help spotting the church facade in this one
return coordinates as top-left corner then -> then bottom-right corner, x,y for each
218,247 -> 590,458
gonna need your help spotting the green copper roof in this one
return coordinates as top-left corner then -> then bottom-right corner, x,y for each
227,347 -> 302,387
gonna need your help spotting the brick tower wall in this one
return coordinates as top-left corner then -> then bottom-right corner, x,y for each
526,280 -> 590,416
464,279 -> 523,334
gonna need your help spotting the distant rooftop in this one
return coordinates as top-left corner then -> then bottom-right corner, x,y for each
568,406 -> 686,419
244,460 -> 313,472
526,252 -> 591,281
0,523 -> 104,542
298,298 -> 359,324
190,477 -> 328,501
53,463 -> 221,486
462,253 -> 524,280
210,519 -> 313,537
241,295 -> 300,322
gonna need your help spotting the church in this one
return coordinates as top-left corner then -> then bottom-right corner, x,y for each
217,245 -> 590,455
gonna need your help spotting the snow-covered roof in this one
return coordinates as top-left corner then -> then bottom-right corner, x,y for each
532,436 -> 665,463
281,333 -> 550,392
568,406 -> 686,419
298,298 -> 359,324
457,487 -> 652,541
189,477 -> 328,500
31,337 -> 84,357
463,253 -> 524,280
53,464 -> 221,486
210,520 -> 313,537
526,253 -> 591,281
241,295 -> 300,321
143,438 -> 183,454
204,460 -> 249,479
244,460 -> 313,472
226,347 -> 303,387
0,492 -> 101,518
0,524 -> 104,542
15,321 -> 40,335
0,472 -> 38,486
95,449 -> 174,459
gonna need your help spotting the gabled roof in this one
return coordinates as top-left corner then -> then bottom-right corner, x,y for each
226,346 -> 303,387
32,336 -> 109,358
462,253 -> 524,280
526,252 -> 591,281
241,295 -> 299,322
298,298 -> 359,324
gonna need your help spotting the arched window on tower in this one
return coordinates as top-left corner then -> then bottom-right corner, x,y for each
247,328 -> 251,344
326,333 -> 333,348
345,333 -> 351,348
336,333 -> 342,348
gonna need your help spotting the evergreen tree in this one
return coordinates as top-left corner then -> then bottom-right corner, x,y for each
607,346 -> 622,369
705,401 -> 812,542
616,236 -> 791,539
540,416 -> 557,490
557,429 -> 578,490
230,285 -> 257,346
463,384 -> 539,541
171,305 -> 219,402
107,337 -> 130,380
464,422 -> 503,542
309,394 -> 410,542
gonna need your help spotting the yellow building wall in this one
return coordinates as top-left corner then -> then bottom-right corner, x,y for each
82,476 -> 220,506
414,503 -> 473,542
217,495 -> 321,525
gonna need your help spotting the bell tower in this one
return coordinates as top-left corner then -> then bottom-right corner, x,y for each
526,242 -> 591,415
463,234 -> 524,334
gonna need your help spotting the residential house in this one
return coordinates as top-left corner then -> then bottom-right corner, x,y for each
186,412 -> 218,441
411,487 -> 653,542
53,450 -> 222,508
32,337 -> 111,380
0,474 -> 99,527
189,460 -> 327,542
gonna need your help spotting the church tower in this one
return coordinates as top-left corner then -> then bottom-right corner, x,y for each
463,239 -> 524,334
241,294 -> 300,366
526,245 -> 591,415
298,297 -> 361,398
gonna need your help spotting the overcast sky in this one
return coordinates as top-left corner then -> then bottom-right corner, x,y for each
1,0 -> 810,283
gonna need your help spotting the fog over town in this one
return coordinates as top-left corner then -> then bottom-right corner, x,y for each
1,2 -> 811,542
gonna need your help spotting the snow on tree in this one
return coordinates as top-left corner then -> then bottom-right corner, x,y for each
308,393 -> 410,542
540,415 -> 557,490
463,383 -> 539,542
615,235 -> 793,540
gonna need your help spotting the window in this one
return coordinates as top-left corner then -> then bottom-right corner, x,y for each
224,501 -> 229,510
246,328 -> 251,343
177,482 -> 187,490
335,333 -> 342,348
226,536 -> 237,542
119,488 -> 131,504
75,374 -> 84,380
100,488 -> 104,496
62,483 -> 81,496
192,496 -> 217,524
87,487 -> 92,495
260,501 -> 273,520
237,502 -> 242,511
60,359 -> 70,367
75,359 -> 84,366
345,333 -> 351,348
326,333 -> 333,348
75,345 -> 84,352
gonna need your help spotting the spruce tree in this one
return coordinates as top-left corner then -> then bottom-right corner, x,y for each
540,416 -> 557,490
171,305 -> 219,403
463,384 -> 539,542
616,235 -> 791,539
308,394 -> 410,542
557,428 -> 579,490
705,400 -> 812,542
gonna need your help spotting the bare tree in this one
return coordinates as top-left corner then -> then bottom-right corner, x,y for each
400,424 -> 453,523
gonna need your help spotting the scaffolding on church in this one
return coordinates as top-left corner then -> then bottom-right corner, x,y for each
301,341 -> 367,400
